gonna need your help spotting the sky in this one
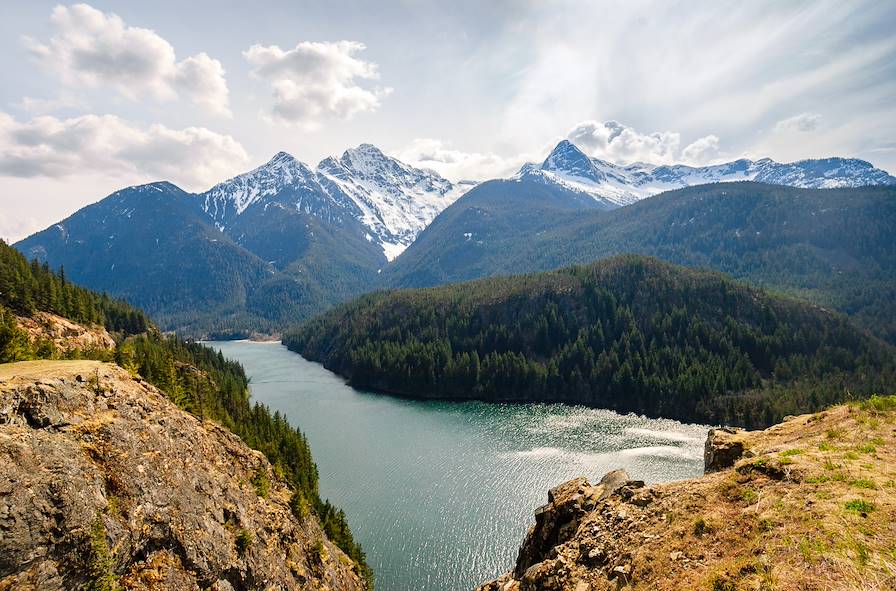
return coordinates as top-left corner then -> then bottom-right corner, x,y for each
1,0 -> 895,242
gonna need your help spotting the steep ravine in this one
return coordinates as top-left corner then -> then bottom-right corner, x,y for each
476,400 -> 896,591
0,360 -> 366,591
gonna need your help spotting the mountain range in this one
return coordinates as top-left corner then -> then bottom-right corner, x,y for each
14,138 -> 896,337
386,181 -> 896,343
15,145 -> 466,334
201,145 -> 469,262
519,139 -> 896,207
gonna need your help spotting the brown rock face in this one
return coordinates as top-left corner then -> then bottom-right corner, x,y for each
514,471 -> 630,580
703,427 -> 747,472
14,311 -> 116,353
0,360 -> 366,591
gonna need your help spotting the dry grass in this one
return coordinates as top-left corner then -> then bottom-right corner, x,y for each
654,399 -> 896,591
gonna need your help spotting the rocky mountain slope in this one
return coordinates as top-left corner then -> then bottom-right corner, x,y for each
517,140 -> 896,207
12,311 -> 115,354
0,360 -> 366,591
477,397 -> 896,591
1,240 -> 371,585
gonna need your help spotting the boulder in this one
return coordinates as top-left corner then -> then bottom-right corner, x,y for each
704,427 -> 747,472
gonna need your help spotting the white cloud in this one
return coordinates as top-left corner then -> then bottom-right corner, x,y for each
0,112 -> 248,190
0,207 -> 43,244
681,134 -> 721,164
566,120 -> 721,165
16,95 -> 85,114
774,112 -> 822,133
25,3 -> 230,116
244,40 -> 391,128
394,138 -> 526,181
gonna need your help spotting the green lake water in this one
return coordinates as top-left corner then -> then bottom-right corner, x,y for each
209,340 -> 709,591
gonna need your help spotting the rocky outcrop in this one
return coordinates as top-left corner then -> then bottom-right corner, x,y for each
514,471 -> 631,579
703,426 -> 748,472
0,360 -> 366,591
476,402 -> 896,591
14,311 -> 115,353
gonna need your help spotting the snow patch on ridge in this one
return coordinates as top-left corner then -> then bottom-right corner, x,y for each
515,142 -> 896,207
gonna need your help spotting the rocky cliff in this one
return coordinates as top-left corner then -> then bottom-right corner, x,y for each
14,311 -> 116,354
0,360 -> 366,591
477,399 -> 896,591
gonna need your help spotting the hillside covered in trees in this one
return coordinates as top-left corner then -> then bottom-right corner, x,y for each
0,239 -> 371,586
385,182 -> 896,344
287,255 -> 896,428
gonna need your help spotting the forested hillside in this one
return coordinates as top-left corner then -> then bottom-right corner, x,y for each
288,255 -> 896,428
386,182 -> 896,344
0,240 -> 148,336
0,239 -> 371,585
381,178 -> 603,287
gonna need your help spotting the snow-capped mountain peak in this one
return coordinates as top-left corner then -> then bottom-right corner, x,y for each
516,140 -> 896,208
198,144 -> 470,261
541,139 -> 604,182
317,144 -> 465,261
200,151 -> 320,225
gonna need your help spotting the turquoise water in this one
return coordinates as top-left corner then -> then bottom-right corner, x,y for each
209,340 -> 709,591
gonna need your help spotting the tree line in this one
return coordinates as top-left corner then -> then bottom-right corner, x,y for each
0,240 -> 149,335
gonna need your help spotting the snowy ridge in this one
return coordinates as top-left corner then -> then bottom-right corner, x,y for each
198,139 -> 894,261
318,144 -> 466,260
199,145 -> 467,261
201,152 -> 321,224
515,140 -> 896,207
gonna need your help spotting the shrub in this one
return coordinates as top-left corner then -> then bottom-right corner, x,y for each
290,492 -> 311,521
711,574 -> 737,591
310,539 -> 328,562
693,517 -> 713,537
741,488 -> 759,505
87,513 -> 120,591
235,529 -> 253,555
844,499 -> 875,514
860,394 -> 896,413
250,470 -> 270,499
849,479 -> 876,489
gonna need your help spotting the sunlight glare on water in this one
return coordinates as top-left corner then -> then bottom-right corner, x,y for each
209,340 -> 709,591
